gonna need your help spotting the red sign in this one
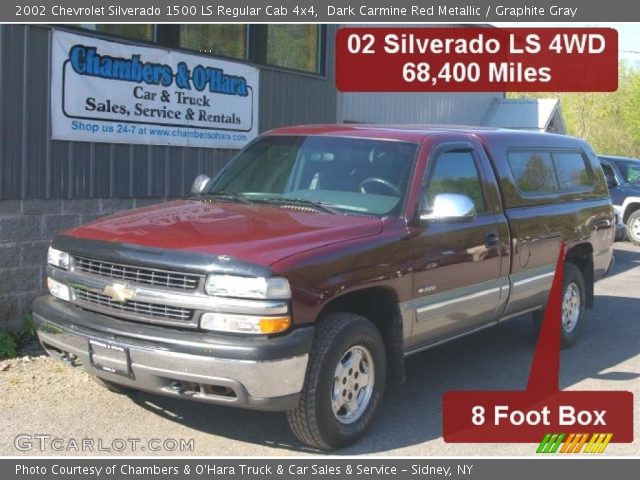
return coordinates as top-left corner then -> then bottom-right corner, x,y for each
336,28 -> 618,92
443,243 -> 634,443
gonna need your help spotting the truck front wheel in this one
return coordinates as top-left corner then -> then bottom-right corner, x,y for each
533,262 -> 586,348
626,210 -> 640,246
287,313 -> 386,450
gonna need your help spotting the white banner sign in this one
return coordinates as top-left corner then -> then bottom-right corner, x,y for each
51,30 -> 259,149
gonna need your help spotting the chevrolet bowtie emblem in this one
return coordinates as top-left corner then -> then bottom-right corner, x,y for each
103,283 -> 136,302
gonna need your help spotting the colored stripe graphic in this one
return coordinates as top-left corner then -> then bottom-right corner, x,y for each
537,433 -> 613,454
559,433 -> 575,453
572,433 -> 589,453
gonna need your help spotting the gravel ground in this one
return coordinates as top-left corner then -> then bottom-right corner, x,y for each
1,242 -> 639,456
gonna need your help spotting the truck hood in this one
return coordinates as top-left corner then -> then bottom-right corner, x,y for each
65,200 -> 383,267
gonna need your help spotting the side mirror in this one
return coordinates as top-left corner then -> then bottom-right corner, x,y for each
191,174 -> 211,195
605,173 -> 619,189
419,193 -> 476,223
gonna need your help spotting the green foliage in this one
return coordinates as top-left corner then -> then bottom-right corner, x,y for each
95,25 -> 155,42
515,154 -> 556,192
508,61 -> 640,157
266,25 -> 319,72
0,314 -> 36,360
0,331 -> 17,359
19,313 -> 35,340
428,178 -> 485,212
180,25 -> 246,59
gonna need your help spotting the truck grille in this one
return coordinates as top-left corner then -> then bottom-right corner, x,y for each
74,287 -> 194,322
73,256 -> 201,290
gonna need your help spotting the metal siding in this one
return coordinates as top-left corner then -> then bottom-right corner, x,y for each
336,24 -> 501,127
0,22 -> 2,199
23,26 -> 53,200
93,143 -> 112,198
341,92 -> 502,126
72,142 -> 92,198
0,25 -> 338,201
1,25 -> 26,200
166,146 -> 183,197
259,26 -> 337,131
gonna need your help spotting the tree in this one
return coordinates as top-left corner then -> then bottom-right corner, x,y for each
509,61 -> 640,157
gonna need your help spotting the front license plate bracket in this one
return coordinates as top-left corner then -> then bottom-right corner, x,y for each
88,339 -> 131,377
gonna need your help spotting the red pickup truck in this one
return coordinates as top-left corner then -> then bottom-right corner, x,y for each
35,125 -> 614,449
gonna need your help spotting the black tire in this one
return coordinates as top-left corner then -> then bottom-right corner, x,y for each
532,262 -> 586,349
286,312 -> 386,450
626,210 -> 640,246
92,375 -> 130,394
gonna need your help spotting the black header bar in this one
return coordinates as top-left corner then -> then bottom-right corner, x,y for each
5,0 -> 640,23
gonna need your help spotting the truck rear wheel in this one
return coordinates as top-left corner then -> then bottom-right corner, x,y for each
532,262 -> 586,348
286,312 -> 386,450
626,210 -> 640,246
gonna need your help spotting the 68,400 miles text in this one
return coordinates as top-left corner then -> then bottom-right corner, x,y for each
401,61 -> 551,85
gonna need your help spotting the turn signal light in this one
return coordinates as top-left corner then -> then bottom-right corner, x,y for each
259,316 -> 291,334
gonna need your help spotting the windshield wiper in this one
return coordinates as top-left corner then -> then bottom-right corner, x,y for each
260,196 -> 342,214
197,191 -> 252,204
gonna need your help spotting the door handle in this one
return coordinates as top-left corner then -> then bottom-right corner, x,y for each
594,219 -> 612,230
485,232 -> 499,248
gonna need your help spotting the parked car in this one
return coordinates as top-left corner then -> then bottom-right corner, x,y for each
599,155 -> 640,245
34,126 -> 615,449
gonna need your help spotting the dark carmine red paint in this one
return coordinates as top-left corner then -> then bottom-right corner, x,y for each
61,125 -> 614,330
65,200 -> 383,267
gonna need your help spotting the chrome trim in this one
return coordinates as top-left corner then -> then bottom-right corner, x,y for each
400,302 -> 416,343
499,282 -> 511,298
49,267 -> 289,316
416,286 -> 500,315
500,264 -> 556,319
405,277 -> 506,321
512,271 -> 555,287
73,287 -> 196,328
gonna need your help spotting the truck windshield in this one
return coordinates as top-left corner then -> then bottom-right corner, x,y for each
205,135 -> 418,216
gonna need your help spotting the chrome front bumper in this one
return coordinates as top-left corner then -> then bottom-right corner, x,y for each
34,296 -> 313,411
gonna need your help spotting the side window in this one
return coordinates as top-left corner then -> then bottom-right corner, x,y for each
553,152 -> 592,189
425,151 -> 486,213
627,164 -> 640,184
600,162 -> 616,178
508,151 -> 558,193
615,160 -> 640,185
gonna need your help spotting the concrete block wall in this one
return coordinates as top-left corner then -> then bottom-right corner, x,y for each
0,198 -> 172,331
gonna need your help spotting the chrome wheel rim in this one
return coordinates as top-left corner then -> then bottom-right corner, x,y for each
562,282 -> 581,333
331,345 -> 375,424
631,217 -> 640,241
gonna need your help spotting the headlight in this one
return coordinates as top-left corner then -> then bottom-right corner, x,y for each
200,313 -> 291,334
47,277 -> 70,302
204,275 -> 291,299
47,247 -> 70,270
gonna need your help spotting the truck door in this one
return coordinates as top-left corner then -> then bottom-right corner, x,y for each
406,141 -> 510,350
599,159 -> 625,208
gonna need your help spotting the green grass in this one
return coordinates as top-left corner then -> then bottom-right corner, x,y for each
0,331 -> 17,359
0,313 -> 36,360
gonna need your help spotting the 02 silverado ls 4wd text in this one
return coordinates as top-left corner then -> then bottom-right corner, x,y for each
34,125 -> 615,449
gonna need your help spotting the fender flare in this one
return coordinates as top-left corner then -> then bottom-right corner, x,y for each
621,197 -> 640,221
